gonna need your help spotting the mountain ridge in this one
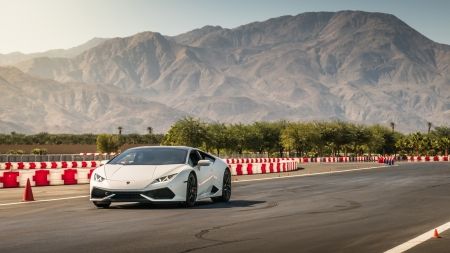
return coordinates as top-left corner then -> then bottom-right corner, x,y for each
1,11 -> 450,133
0,38 -> 107,66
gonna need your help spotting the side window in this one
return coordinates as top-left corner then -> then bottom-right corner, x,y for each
188,150 -> 201,167
198,151 -> 215,163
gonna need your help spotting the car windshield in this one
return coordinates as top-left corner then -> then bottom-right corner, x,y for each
108,148 -> 188,165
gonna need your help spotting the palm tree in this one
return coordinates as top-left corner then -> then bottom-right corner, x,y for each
390,122 -> 395,132
427,122 -> 432,134
147,127 -> 153,135
118,126 -> 123,135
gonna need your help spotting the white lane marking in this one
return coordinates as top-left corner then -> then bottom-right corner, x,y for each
0,195 -> 89,207
233,165 -> 396,183
384,222 -> 450,253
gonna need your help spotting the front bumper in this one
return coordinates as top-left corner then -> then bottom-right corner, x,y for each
91,187 -> 176,202
90,169 -> 193,203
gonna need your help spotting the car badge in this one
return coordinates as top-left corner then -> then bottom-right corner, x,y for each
126,181 -> 130,185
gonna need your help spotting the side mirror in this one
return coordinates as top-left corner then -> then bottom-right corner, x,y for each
197,160 -> 212,167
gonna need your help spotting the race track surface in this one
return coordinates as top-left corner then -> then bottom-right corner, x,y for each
1,163 -> 450,253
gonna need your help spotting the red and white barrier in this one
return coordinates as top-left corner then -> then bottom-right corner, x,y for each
0,167 -> 95,188
0,161 -> 101,189
228,161 -> 297,176
226,158 -> 297,164
406,156 -> 449,162
0,168 -> 94,188
226,156 -> 380,164
0,161 -> 99,171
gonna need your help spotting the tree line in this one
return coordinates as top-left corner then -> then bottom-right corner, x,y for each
162,117 -> 450,157
1,118 -> 449,156
0,132 -> 163,146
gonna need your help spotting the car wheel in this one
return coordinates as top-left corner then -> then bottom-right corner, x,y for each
93,201 -> 111,208
185,173 -> 197,208
212,168 -> 231,203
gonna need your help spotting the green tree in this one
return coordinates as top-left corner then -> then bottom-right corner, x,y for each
243,124 -> 264,153
351,124 -> 372,156
206,122 -> 229,155
440,137 -> 450,156
315,121 -> 334,156
162,117 -> 208,147
333,121 -> 355,156
409,132 -> 424,155
226,123 -> 248,154
96,134 -> 121,153
395,135 -> 414,155
251,121 -> 284,155
431,126 -> 450,156
281,122 -> 319,157
366,125 -> 388,155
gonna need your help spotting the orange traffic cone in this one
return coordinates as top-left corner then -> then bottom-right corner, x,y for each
433,229 -> 441,238
23,178 -> 34,201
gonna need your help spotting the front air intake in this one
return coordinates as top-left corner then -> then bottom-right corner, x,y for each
211,186 -> 219,194
144,188 -> 175,199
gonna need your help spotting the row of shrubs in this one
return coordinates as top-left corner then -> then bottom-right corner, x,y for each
6,148 -> 48,155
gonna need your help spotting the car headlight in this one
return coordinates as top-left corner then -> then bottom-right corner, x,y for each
152,174 -> 177,184
93,173 -> 105,182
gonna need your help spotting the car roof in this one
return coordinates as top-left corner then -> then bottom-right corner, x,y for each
127,146 -> 193,151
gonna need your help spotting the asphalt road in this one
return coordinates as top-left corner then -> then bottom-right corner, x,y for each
1,163 -> 450,253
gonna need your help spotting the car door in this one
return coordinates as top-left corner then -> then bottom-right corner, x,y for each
188,150 -> 210,197
198,150 -> 218,187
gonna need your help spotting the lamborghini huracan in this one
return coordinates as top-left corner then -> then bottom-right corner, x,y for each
90,146 -> 231,208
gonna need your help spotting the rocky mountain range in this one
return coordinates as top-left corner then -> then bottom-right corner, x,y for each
0,38 -> 107,66
1,11 -> 449,133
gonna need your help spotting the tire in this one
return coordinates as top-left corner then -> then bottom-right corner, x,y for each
185,173 -> 197,208
93,201 -> 111,209
212,168 -> 231,203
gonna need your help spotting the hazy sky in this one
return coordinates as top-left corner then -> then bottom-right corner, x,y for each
1,0 -> 449,54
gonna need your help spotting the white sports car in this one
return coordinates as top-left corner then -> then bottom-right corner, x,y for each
90,146 -> 231,208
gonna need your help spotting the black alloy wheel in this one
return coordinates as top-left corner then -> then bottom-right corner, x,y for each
212,168 -> 231,202
185,173 -> 197,207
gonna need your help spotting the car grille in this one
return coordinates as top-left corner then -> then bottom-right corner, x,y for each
112,192 -> 143,200
91,187 -> 175,201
